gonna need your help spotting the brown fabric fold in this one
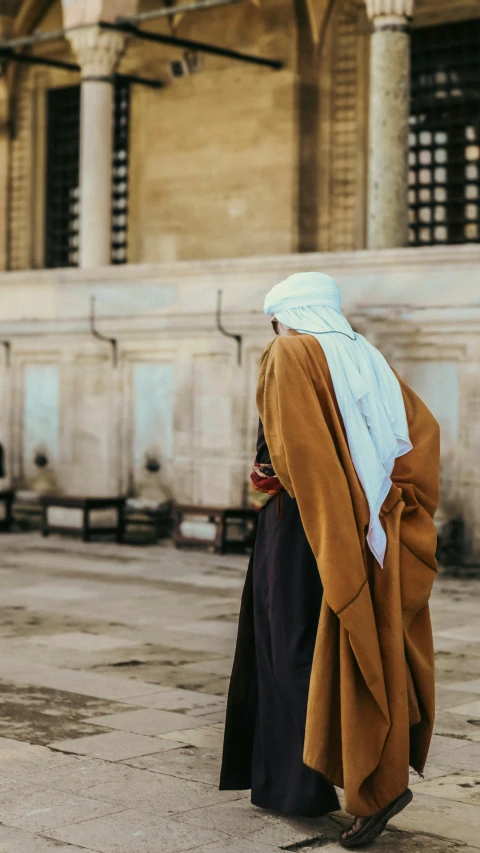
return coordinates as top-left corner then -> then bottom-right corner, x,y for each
257,335 -> 440,817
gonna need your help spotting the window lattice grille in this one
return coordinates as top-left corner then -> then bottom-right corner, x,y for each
45,86 -> 80,268
45,80 -> 131,269
112,79 -> 130,264
409,20 -> 480,246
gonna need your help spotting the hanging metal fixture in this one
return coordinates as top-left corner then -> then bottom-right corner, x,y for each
100,20 -> 283,69
0,0 -> 282,73
0,341 -> 10,368
216,290 -> 242,366
0,45 -> 164,87
90,297 -> 118,367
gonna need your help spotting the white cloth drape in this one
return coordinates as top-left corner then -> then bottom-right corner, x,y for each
264,272 -> 412,567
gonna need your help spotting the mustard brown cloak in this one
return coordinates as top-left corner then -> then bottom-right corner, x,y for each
257,334 -> 440,817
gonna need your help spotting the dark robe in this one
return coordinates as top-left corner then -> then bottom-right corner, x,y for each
219,421 -> 340,817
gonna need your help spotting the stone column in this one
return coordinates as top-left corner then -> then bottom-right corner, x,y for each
0,71 -> 9,272
366,0 -> 414,249
0,6 -> 22,270
68,27 -> 127,268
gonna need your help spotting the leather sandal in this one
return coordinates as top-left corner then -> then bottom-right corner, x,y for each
339,788 -> 413,848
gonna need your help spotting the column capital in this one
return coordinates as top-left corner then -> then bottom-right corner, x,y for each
365,0 -> 414,29
68,25 -> 126,78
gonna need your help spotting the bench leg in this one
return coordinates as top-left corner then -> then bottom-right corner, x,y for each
82,507 -> 90,542
117,506 -> 125,544
41,505 -> 49,537
6,498 -> 12,533
216,519 -> 226,555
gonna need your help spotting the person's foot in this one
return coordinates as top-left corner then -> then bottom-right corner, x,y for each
340,816 -> 369,844
339,789 -> 413,848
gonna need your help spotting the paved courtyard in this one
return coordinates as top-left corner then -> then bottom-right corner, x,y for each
0,534 -> 477,852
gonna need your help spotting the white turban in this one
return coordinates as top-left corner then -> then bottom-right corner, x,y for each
264,272 -> 412,568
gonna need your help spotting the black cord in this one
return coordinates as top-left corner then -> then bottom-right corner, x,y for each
272,308 -> 357,341
293,327 -> 357,341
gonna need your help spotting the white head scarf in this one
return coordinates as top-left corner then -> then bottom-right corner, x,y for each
264,271 -> 412,568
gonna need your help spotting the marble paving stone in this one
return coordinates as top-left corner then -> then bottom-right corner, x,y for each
0,738 -> 84,780
0,683 -> 134,747
390,792 -> 480,847
190,839 -> 281,853
410,773 -> 480,805
359,832 -> 479,853
86,708 -> 203,736
428,734 -> 469,758
26,632 -> 140,652
0,534 -> 478,853
0,824 -> 97,852
15,758 -> 146,796
8,583 -> 100,602
432,636 -> 464,655
0,775 -> 30,793
0,737 -> 63,763
158,726 -> 225,749
432,711 -> 480,741
191,842 -> 471,853
444,641 -> 480,661
47,808 -> 227,853
166,621 -> 238,639
444,678 -> 480,695
117,688 -> 225,713
435,657 -> 480,679
448,699 -> 480,717
410,764 -> 455,783
435,686 -> 480,710
433,742 -> 480,772
122,745 -> 223,785
195,711 -> 226,723
49,731 -> 182,761
4,758 -> 101,790
437,624 -> 480,643
98,663 -> 231,697
179,658 -> 234,678
177,799 -> 291,838
188,703 -> 227,717
127,686 -> 172,697
160,572 -> 243,591
0,785 -> 123,832
244,813 -> 340,849
33,760 -> 243,816
0,662 -> 161,701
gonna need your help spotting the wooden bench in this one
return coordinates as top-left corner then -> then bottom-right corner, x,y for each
173,504 -> 258,554
0,489 -> 14,532
40,495 -> 126,542
123,499 -> 173,544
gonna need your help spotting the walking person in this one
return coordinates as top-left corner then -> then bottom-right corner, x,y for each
219,272 -> 440,848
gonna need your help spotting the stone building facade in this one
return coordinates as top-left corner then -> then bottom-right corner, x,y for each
0,0 -> 479,558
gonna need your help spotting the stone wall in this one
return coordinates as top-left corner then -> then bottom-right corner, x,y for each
7,0 -> 480,267
0,245 -> 478,553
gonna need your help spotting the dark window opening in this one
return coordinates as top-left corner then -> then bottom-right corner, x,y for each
409,19 -> 480,246
45,85 -> 80,268
112,78 -> 130,265
45,80 -> 131,268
